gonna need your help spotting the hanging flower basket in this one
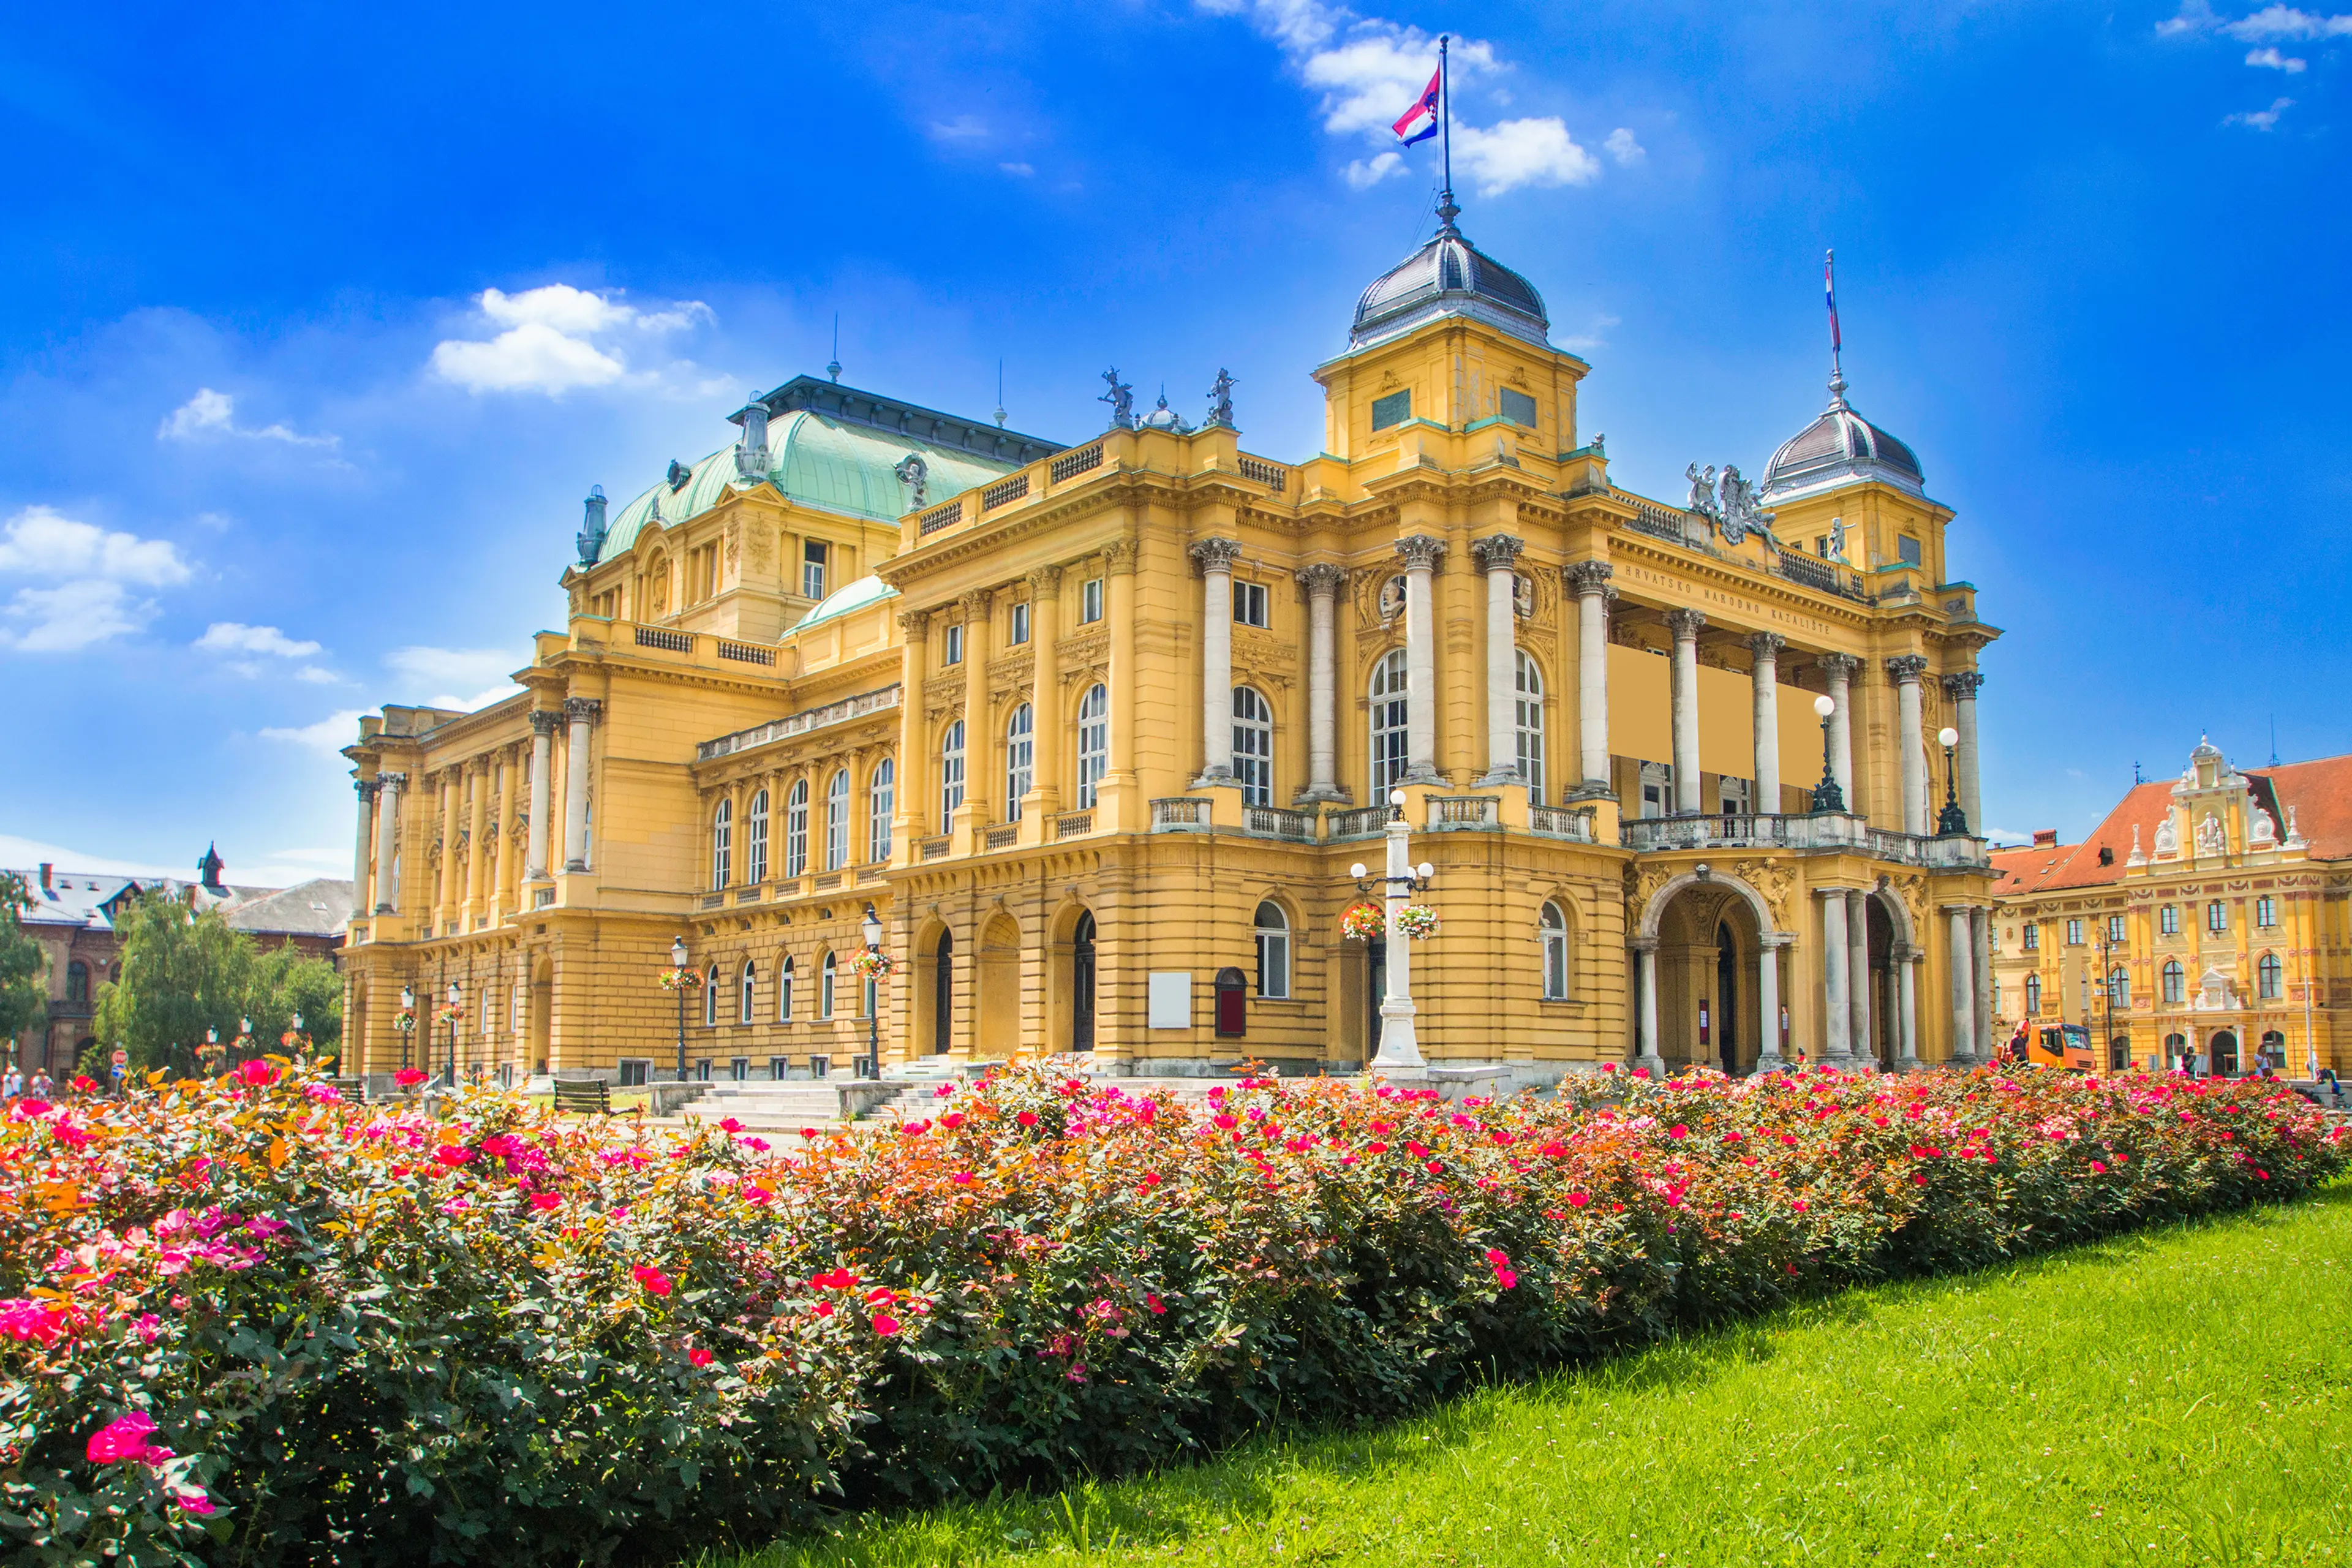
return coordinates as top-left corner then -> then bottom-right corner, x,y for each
434,1003 -> 463,1025
1340,902 -> 1385,942
1393,905 -> 1441,941
658,967 -> 706,993
850,949 -> 896,983
392,1008 -> 417,1035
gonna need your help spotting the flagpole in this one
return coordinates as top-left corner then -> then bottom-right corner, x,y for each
1439,35 -> 1453,223
1825,247 -> 1843,391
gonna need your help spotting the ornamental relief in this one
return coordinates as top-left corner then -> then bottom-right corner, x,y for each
1730,859 -> 1797,932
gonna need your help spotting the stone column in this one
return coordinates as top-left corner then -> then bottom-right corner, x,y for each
464,761 -> 489,922
1100,535 -> 1140,831
959,589 -> 993,823
1943,670 -> 1985,833
1817,654 -> 1858,813
1632,938 -> 1664,1077
526,710 -> 557,880
1472,534 -> 1526,786
894,610 -> 930,854
1755,935 -> 1788,1072
1749,633 -> 1784,812
561,698 -> 600,873
352,777 -> 379,912
1895,946 -> 1923,1071
435,771 -> 461,926
1190,538 -> 1242,785
1847,889 -> 1872,1068
1888,655 -> 1929,835
489,753 -> 511,914
1565,562 -> 1614,791
372,771 -> 405,914
1295,564 -> 1347,803
1946,905 -> 1977,1066
1027,568 -> 1062,818
1973,907 -> 1994,1064
1396,534 -> 1446,784
1819,889 -> 1853,1066
1666,609 -> 1706,814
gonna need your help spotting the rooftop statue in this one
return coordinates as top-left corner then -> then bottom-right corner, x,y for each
1099,368 -> 1136,431
1205,368 -> 1237,430
893,454 -> 929,512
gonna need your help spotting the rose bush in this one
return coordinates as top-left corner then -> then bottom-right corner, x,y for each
1,1060 -> 2341,1566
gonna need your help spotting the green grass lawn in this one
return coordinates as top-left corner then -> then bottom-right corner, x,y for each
706,1182 -> 2352,1567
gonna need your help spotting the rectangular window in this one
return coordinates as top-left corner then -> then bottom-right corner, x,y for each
2207,900 -> 2228,933
2107,915 -> 2127,944
2023,924 -> 2040,951
1009,601 -> 1030,645
2066,919 -> 2084,946
2160,904 -> 2180,935
1233,580 -> 1268,628
510,984 -> 524,1036
1898,535 -> 1923,566
802,540 -> 828,600
943,623 -> 963,665
1370,390 -> 1411,431
1081,578 -> 1103,624
2256,895 -> 2277,929
1498,386 -> 1538,429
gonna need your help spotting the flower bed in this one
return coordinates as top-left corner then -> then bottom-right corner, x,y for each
2,1060 -> 2342,1566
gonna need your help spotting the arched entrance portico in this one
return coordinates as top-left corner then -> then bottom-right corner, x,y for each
1631,868 -> 1787,1077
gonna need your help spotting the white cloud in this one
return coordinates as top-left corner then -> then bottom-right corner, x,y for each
385,644 -> 524,710
928,115 -> 990,141
1,580 -> 148,652
0,505 -> 190,587
429,284 -> 711,396
2225,4 -> 2352,39
2245,44 -> 2309,66
1344,151 -> 1403,188
1456,117 -> 1602,194
157,387 -> 338,448
1604,127 -> 1646,165
999,161 -> 1036,177
2157,0 -> 2220,35
195,621 -> 322,658
294,666 -> 341,684
259,709 -> 365,757
0,835 -> 188,880
2225,95 -> 2295,127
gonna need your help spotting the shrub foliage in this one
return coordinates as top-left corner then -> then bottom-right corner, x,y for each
2,1058 -> 2342,1566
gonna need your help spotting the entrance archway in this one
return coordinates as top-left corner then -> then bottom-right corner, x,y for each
918,925 -> 954,1056
1363,937 -> 1387,1060
1072,913 -> 1097,1052
2209,1030 -> 2239,1077
1632,870 -> 1779,1076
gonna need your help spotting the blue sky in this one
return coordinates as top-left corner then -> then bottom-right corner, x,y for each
1,0 -> 2344,882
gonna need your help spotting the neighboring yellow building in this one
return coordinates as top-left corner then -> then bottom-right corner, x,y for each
339,200 -> 2003,1087
1989,739 -> 2351,1077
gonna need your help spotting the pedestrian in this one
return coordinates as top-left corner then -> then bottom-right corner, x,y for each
1,1063 -> 20,1101
28,1068 -> 53,1099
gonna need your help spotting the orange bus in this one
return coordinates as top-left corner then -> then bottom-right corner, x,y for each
2007,1021 -> 2093,1071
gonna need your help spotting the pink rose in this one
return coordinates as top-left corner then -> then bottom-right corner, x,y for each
632,1265 -> 674,1297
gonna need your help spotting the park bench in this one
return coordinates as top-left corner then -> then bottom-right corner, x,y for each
552,1078 -> 611,1114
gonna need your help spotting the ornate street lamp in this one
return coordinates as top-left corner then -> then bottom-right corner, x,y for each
236,1016 -> 252,1068
445,981 -> 462,1088
398,983 -> 417,1074
1936,725 -> 1969,836
671,936 -> 690,1082
1348,788 -> 1438,1071
1809,693 -> 1845,813
858,903 -> 886,1079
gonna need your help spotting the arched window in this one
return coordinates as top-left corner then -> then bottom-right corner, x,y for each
940,721 -> 966,829
1005,704 -> 1034,821
1370,649 -> 1409,799
1254,901 -> 1290,998
1540,901 -> 1570,1001
1515,650 -> 1546,798
820,951 -> 837,1019
1076,687 -> 1108,809
785,779 -> 810,878
824,769 -> 851,870
2024,974 -> 2041,1016
778,955 -> 794,1021
2162,959 -> 2185,1005
1232,687 -> 1273,807
710,798 -> 733,890
64,961 -> 90,1005
739,959 -> 756,1024
868,758 -> 895,862
746,788 -> 769,884
2259,951 -> 2284,1000
2107,967 -> 2129,1010
703,965 -> 720,1027
2165,1031 -> 2187,1066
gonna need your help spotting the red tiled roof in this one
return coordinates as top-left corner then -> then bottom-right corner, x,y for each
2248,752 -> 2352,860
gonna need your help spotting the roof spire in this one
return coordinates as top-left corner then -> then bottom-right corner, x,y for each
826,313 -> 842,383
1434,35 -> 1460,238
994,357 -> 1006,428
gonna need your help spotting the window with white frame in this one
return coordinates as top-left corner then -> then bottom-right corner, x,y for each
824,769 -> 850,870
1640,761 -> 1675,820
1232,686 -> 1273,807
820,952 -> 837,1019
1514,650 -> 1545,798
2107,914 -> 2126,944
739,960 -> 756,1024
1009,601 -> 1030,645
1254,902 -> 1290,999
785,778 -> 810,878
802,540 -> 828,601
510,983 -> 524,1036
2024,974 -> 2041,1016
747,788 -> 769,884
2024,923 -> 2040,950
1370,649 -> 1409,799
778,955 -> 794,1021
2162,959 -> 2185,1005
2107,967 -> 2128,1010
2206,900 -> 2228,933
1005,704 -> 1034,820
868,759 -> 894,862
481,984 -> 494,1032
2256,895 -> 2277,928
2065,918 -> 2084,946
1081,578 -> 1103,623
2160,904 -> 2180,935
703,966 -> 719,1026
940,721 -> 966,827
1077,687 -> 1108,808
2260,951 -> 2283,1000
1540,901 -> 1570,1001
1234,580 -> 1269,628
1719,775 -> 1752,822
944,622 -> 964,665
710,799 -> 733,890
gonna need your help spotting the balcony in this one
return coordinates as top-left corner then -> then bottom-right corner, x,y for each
1243,805 -> 1317,841
1428,796 -> 1501,831
697,685 -> 902,763
1528,804 -> 1598,843
1621,812 -> 1988,868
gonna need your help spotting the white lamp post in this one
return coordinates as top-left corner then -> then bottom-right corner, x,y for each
1351,788 -> 1435,1071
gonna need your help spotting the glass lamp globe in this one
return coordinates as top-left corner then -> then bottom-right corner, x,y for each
1389,789 -> 1408,806
1813,694 -> 1836,718
1349,863 -> 1367,879
1417,862 -> 1434,881
1938,726 -> 1959,748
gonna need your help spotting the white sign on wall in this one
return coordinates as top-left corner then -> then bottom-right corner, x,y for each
1147,971 -> 1192,1030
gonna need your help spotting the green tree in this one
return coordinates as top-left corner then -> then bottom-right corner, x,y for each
251,944 -> 344,1063
0,873 -> 45,1060
91,891 -> 255,1074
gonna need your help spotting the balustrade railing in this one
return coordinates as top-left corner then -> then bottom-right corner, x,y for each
916,500 -> 964,535
1049,443 -> 1104,483
1429,796 -> 1501,830
1528,804 -> 1596,842
715,640 -> 775,666
696,685 -> 900,761
983,825 -> 1020,852
980,473 -> 1030,511
635,626 -> 693,653
1327,805 -> 1389,840
1149,797 -> 1212,832
919,835 -> 951,861
1243,805 -> 1316,840
1235,455 -> 1287,491
1619,812 -> 1988,867
1054,810 -> 1094,840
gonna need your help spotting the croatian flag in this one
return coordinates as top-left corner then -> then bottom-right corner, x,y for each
1824,251 -> 1842,353
1393,67 -> 1441,146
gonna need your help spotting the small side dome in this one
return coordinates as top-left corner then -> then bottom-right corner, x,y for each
1349,214 -> 1549,352
791,574 -> 899,634
1758,375 -> 1925,501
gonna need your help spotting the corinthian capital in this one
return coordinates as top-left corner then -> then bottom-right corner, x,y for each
1885,654 -> 1929,685
896,608 -> 932,639
530,709 -> 563,737
562,696 -> 603,724
1664,608 -> 1707,641
1188,536 -> 1244,574
1026,565 -> 1064,595
1294,562 -> 1347,597
957,587 -> 993,619
1469,533 -> 1525,572
376,769 -> 408,789
1562,559 -> 1613,597
1747,631 -> 1787,660
1942,669 -> 1986,700
1101,535 -> 1140,574
1816,652 -> 1860,680
1394,533 -> 1446,572
355,777 -> 382,802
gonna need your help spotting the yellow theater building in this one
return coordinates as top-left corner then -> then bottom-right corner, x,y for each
1989,739 -> 2351,1077
339,200 -> 2002,1087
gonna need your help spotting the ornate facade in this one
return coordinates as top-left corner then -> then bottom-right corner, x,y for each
339,208 -> 2000,1085
1989,740 -> 2351,1076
